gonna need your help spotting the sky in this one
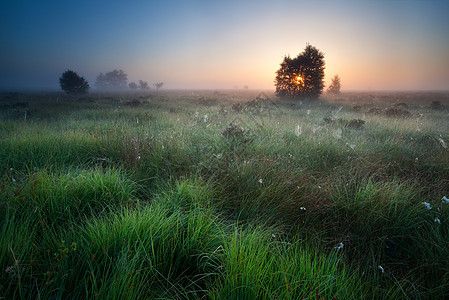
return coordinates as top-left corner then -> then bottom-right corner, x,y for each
1,0 -> 449,91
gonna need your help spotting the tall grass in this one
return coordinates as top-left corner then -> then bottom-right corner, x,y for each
1,91 -> 448,298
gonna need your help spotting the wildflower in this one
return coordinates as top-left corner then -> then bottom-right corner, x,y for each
203,114 -> 209,123
272,234 -> 276,238
442,196 -> 449,204
378,265 -> 385,273
335,242 -> 344,250
422,202 -> 432,210
300,207 -> 306,211
137,156 -> 141,160
5,264 -> 23,279
349,144 -> 356,150
258,179 -> 263,184
434,218 -> 441,224
306,109 -> 311,115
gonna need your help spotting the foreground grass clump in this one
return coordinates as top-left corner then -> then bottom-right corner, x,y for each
1,168 -> 138,224
1,91 -> 449,298
0,178 -> 369,298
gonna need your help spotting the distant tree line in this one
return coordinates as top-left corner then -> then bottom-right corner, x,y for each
58,69 -> 162,94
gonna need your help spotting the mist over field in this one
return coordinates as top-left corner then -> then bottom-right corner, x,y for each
1,0 -> 449,299
1,0 -> 449,91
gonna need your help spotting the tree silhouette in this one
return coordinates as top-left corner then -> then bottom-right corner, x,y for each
154,82 -> 163,91
327,74 -> 341,94
59,70 -> 89,94
139,80 -> 149,90
95,69 -> 128,90
275,44 -> 325,99
128,82 -> 138,89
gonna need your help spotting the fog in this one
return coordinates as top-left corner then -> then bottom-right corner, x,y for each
1,0 -> 448,92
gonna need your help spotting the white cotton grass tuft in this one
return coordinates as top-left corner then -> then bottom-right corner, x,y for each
442,196 -> 449,204
378,265 -> 385,273
422,202 -> 432,210
434,217 -> 441,224
258,179 -> 263,184
335,242 -> 344,250
295,124 -> 302,137
438,137 -> 448,149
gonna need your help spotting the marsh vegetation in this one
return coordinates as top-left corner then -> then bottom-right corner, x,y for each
1,90 -> 449,298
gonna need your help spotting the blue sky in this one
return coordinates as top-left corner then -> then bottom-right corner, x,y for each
1,0 -> 448,90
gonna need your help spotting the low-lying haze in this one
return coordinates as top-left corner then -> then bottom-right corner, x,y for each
1,0 -> 448,91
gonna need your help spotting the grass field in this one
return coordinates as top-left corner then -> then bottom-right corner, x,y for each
1,90 -> 449,299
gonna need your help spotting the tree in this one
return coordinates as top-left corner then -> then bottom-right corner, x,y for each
128,82 -> 138,89
275,44 -> 325,99
154,82 -> 163,91
59,70 -> 89,94
138,80 -> 149,90
327,74 -> 341,94
95,69 -> 128,90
